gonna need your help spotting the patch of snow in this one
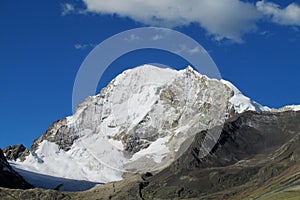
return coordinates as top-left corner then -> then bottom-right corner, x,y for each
114,64 -> 178,86
174,125 -> 191,134
288,105 -> 300,111
280,105 -> 300,111
108,138 -> 124,150
130,136 -> 170,163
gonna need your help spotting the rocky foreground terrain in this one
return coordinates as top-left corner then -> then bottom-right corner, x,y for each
1,110 -> 300,199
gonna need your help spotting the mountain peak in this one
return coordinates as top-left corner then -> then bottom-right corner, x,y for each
184,65 -> 195,72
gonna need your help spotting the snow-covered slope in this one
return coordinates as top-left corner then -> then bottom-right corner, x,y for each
220,80 -> 270,113
12,65 -> 270,191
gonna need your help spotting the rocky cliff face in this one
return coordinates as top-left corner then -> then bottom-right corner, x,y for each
3,144 -> 29,162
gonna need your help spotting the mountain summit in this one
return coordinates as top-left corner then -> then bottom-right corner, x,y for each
11,65 -> 270,190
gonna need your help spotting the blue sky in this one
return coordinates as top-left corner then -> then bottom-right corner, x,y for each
1,0 -> 300,148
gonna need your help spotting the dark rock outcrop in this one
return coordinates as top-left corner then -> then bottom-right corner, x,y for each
0,149 -> 33,189
3,144 -> 29,161
30,119 -> 79,152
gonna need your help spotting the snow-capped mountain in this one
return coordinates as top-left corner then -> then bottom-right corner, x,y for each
11,65 -> 270,190
278,105 -> 300,112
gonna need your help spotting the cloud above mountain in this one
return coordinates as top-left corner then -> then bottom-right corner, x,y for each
256,1 -> 300,26
61,3 -> 75,16
63,0 -> 300,43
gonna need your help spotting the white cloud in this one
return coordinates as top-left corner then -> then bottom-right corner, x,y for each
256,1 -> 300,26
259,30 -> 274,37
152,35 -> 163,41
175,45 -> 203,55
188,46 -> 201,54
81,0 -> 262,43
74,43 -> 96,50
124,34 -> 141,41
61,3 -> 75,16
67,1 -> 300,43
